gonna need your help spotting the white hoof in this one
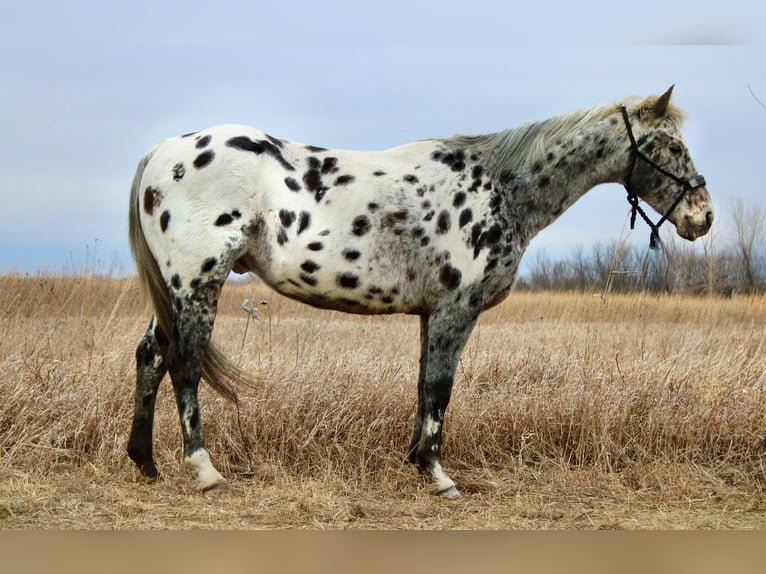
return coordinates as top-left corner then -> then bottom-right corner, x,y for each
202,479 -> 230,493
437,485 -> 461,499
185,449 -> 228,492
430,461 -> 460,499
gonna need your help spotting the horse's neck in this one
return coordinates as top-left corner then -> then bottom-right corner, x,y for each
502,115 -> 626,238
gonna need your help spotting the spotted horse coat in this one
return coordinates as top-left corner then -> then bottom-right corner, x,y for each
128,86 -> 713,497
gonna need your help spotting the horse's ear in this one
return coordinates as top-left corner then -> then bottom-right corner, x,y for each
654,84 -> 675,117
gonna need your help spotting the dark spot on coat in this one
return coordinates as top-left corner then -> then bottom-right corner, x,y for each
321,157 -> 339,174
143,186 -> 161,215
373,170 -> 386,176
539,175 -> 550,188
342,249 -> 361,261
368,203 -> 379,212
307,242 -> 324,251
334,174 -> 355,186
433,149 -> 466,172
301,260 -> 320,273
226,136 -> 295,171
305,144 -> 327,152
160,211 -> 170,232
471,165 -> 483,179
300,273 -> 318,286
193,150 -> 215,169
439,264 -> 462,290
277,228 -> 288,245
303,168 -> 328,201
337,273 -> 359,289
265,134 -> 284,148
172,163 -> 185,181
403,174 -> 419,184
297,211 -> 311,234
279,209 -> 296,228
453,191 -> 466,208
188,407 -> 199,430
285,177 -> 301,191
459,209 -> 473,228
171,274 -> 182,290
436,210 -> 451,234
195,134 -> 211,149
201,257 -> 217,273
484,258 -> 498,272
499,170 -> 515,185
351,215 -> 371,236
382,210 -> 408,228
215,213 -> 234,226
485,224 -> 502,245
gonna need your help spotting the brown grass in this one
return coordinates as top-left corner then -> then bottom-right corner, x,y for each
1,273 -> 765,529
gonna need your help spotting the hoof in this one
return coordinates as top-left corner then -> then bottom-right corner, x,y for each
436,485 -> 461,499
135,463 -> 160,481
201,480 -> 229,493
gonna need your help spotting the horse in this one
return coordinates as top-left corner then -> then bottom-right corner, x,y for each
127,86 -> 713,497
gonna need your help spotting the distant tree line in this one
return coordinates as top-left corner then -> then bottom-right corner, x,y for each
516,199 -> 765,296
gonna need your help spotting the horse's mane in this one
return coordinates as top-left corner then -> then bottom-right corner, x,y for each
442,98 -> 685,178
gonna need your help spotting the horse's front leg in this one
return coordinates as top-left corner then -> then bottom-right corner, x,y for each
407,315 -> 430,465
409,305 -> 479,498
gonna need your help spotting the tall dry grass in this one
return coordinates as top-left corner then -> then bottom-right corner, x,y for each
0,272 -> 764,503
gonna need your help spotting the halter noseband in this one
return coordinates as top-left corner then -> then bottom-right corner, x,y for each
620,105 -> 706,249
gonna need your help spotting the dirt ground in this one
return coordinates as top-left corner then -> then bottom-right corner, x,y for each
2,460 -> 764,529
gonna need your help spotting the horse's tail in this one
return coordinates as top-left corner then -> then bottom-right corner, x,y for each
128,149 -> 245,402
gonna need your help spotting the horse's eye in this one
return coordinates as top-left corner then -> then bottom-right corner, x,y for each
669,144 -> 683,156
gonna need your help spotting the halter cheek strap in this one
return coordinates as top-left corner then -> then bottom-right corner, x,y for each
620,105 -> 706,249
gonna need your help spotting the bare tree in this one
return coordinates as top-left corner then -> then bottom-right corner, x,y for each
730,198 -> 765,293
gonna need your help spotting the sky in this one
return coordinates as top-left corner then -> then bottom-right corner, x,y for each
1,1 -> 764,276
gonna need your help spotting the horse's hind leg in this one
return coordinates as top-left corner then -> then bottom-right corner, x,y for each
128,317 -> 168,479
166,278 -> 228,491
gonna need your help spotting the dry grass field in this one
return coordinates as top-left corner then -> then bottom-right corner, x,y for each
0,272 -> 765,529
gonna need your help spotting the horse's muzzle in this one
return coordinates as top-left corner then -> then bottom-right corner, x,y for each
678,206 -> 714,241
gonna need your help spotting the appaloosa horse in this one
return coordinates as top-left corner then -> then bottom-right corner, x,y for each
128,86 -> 713,497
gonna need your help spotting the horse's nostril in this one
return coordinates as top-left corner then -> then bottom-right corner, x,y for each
706,210 -> 714,227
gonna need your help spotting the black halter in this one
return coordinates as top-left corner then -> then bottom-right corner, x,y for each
620,105 -> 706,249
